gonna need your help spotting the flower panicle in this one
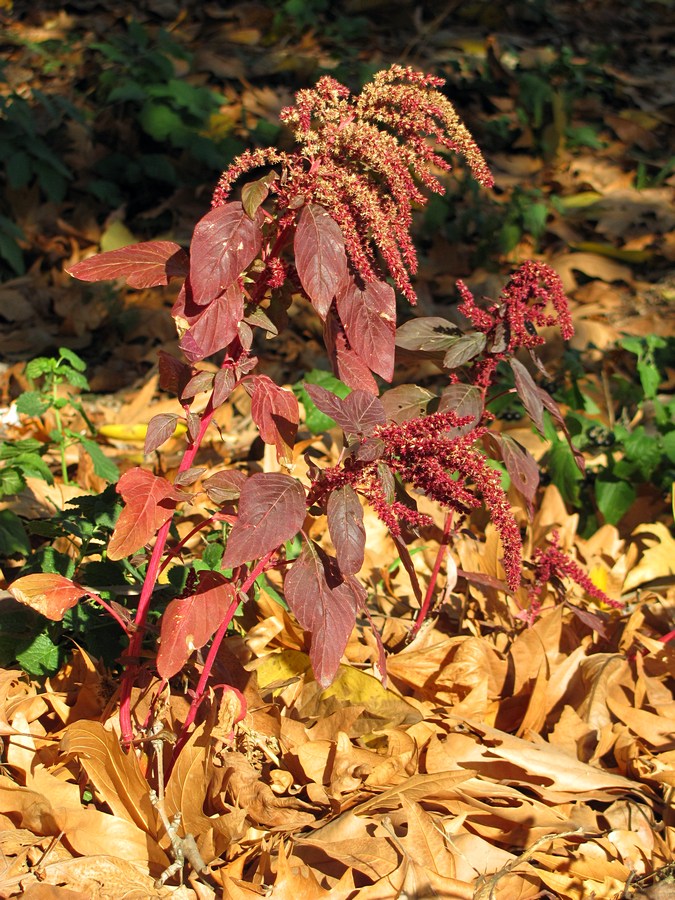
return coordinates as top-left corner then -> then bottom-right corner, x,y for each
308,410 -> 522,592
211,65 -> 493,304
524,530 -> 624,624
458,261 -> 574,352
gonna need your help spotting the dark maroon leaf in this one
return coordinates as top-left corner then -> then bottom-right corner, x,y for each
395,317 -> 461,353
327,485 -> 365,575
204,469 -> 248,504
144,413 -> 181,455
510,358 -> 545,434
188,202 -> 262,306
353,436 -> 385,462
156,573 -> 238,679
186,412 -> 201,442
284,541 -> 362,688
439,383 -> 484,435
539,388 -> 586,473
174,282 -> 245,362
221,473 -> 306,569
563,601 -> 608,638
324,309 -> 379,394
381,384 -> 435,423
67,241 -> 188,289
158,351 -> 191,397
442,332 -> 487,369
488,433 -> 539,519
295,204 -> 348,318
336,276 -> 396,381
212,369 -> 237,408
182,370 -> 215,399
250,375 -> 299,463
377,462 -> 396,503
457,568 -> 510,593
303,384 -> 385,436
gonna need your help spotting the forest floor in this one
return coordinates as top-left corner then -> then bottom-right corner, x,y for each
0,2 -> 674,898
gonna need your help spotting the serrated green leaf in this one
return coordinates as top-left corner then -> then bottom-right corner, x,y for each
0,466 -> 25,496
637,359 -> 661,400
15,391 -> 50,417
16,630 -> 61,676
77,437 -> 119,482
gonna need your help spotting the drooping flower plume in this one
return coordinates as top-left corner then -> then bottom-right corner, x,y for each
308,410 -> 523,592
211,65 -> 492,304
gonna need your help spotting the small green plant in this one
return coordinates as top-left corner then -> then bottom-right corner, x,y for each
15,347 -> 118,485
544,335 -> 674,529
88,20 -> 244,208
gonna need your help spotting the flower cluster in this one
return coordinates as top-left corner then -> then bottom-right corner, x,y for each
456,261 -> 574,389
521,530 -> 622,624
308,411 -> 522,592
211,65 -> 493,304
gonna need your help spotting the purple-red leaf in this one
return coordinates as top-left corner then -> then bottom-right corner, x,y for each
539,388 -> 586,474
510,358 -> 544,434
156,573 -> 238,679
303,384 -> 386,436
438,383 -> 484,436
67,241 -> 188,289
336,277 -> 396,381
188,201 -> 262,306
108,467 -> 186,560
144,413 -> 181,455
489,432 -> 539,519
221,473 -> 306,569
173,282 -> 245,362
250,375 -> 299,464
9,573 -> 85,621
327,485 -> 365,575
284,542 -> 363,688
203,469 -> 248,504
295,204 -> 348,319
324,309 -> 379,394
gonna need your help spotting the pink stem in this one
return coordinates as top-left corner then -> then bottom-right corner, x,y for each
118,406 -> 218,746
167,551 -> 275,774
409,513 -> 453,641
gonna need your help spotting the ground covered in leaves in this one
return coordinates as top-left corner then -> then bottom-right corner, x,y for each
0,1 -> 674,898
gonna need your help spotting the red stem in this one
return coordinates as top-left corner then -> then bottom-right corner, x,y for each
409,513 -> 453,641
166,550 -> 275,775
118,404 -> 218,746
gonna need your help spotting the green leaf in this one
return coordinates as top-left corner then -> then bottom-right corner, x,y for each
77,437 -> 119,483
637,359 -> 661,400
58,347 -> 87,372
596,478 -> 636,525
547,439 -> 583,506
0,509 -> 30,556
0,467 -> 25,496
15,391 -> 51,417
622,427 -> 663,479
16,630 -> 61,676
